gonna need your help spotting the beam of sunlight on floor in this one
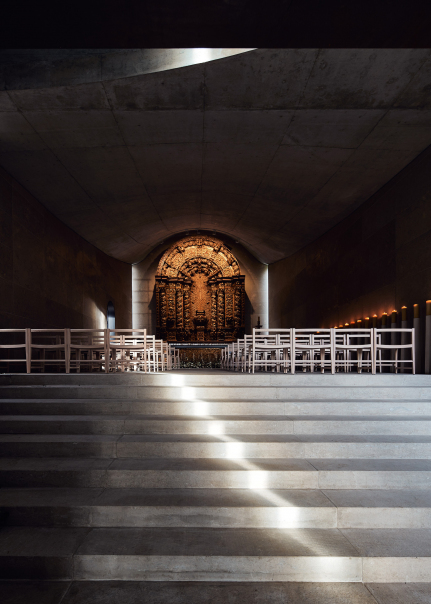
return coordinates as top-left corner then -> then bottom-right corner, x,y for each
276,506 -> 301,528
181,386 -> 196,400
190,400 -> 210,416
167,390 -> 329,553
225,440 -> 245,459
247,471 -> 268,489
208,421 -> 225,435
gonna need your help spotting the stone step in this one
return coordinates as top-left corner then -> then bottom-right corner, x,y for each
2,434 -> 431,459
2,487 -> 431,529
1,526 -> 431,581
2,385 -> 431,401
3,415 -> 431,435
2,372 -> 430,387
0,434 -> 120,457
1,373 -> 431,588
5,580 -> 426,604
1,457 -> 431,489
115,434 -> 431,459
2,399 -> 431,416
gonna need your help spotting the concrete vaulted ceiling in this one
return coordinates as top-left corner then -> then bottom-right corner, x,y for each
1,48 -> 431,264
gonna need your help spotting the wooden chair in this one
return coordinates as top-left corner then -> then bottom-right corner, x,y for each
232,338 -> 244,372
333,328 -> 373,373
242,334 -> 253,372
222,343 -> 233,370
168,345 -> 180,370
250,329 -> 293,373
29,329 -> 70,373
143,335 -> 158,372
292,328 -> 334,374
373,328 -> 415,374
108,329 -> 147,372
0,329 -> 31,373
70,329 -> 108,373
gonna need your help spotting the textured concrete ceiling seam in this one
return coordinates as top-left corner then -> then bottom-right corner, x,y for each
269,110 -> 391,239
5,89 -> 147,252
269,52 -> 431,242
199,64 -> 207,229
257,51 -> 431,249
100,79 -> 173,239
229,50 -> 321,236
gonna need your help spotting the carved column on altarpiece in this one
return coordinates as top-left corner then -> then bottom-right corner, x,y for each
217,283 -> 225,332
155,282 -> 161,333
159,282 -> 167,335
224,282 -> 234,329
183,283 -> 191,334
233,280 -> 245,336
175,283 -> 184,334
166,283 -> 176,333
210,283 -> 218,338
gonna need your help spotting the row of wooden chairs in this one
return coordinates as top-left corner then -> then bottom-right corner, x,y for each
0,329 -> 180,373
221,328 -> 415,374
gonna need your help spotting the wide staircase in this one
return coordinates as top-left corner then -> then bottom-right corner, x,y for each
1,371 -> 431,603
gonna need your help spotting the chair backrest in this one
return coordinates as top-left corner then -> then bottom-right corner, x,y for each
70,329 -> 107,347
30,329 -> 69,348
0,329 -> 30,370
334,328 -> 372,348
293,328 -> 332,348
108,329 -> 147,346
252,328 -> 278,348
278,330 -> 292,346
374,328 -> 414,348
0,329 -> 28,349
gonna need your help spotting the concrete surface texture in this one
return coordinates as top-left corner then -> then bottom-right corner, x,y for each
268,141 -> 431,331
0,166 -> 132,329
1,371 -> 431,598
1,49 -> 431,264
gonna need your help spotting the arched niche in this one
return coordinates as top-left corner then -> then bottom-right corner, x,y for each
155,235 -> 245,342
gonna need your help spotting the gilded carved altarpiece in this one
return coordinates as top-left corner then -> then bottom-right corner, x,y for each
155,236 -> 245,342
